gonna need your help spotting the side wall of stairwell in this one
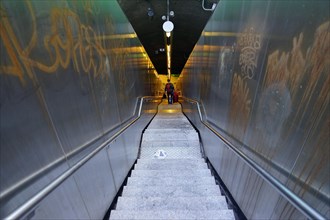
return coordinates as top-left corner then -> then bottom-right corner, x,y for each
0,1 -> 161,219
179,0 -> 329,219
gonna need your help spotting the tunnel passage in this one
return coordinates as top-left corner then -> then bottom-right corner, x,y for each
0,0 -> 329,219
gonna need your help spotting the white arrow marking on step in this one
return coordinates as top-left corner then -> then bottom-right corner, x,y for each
153,149 -> 167,159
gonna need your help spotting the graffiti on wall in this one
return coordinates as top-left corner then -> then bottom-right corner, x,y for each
262,21 -> 329,135
227,21 -> 329,154
0,1 -> 123,86
227,27 -> 262,137
238,27 -> 262,80
228,73 -> 251,138
226,27 -> 262,138
252,21 -> 329,160
255,82 -> 292,151
82,0 -> 100,15
217,46 -> 234,89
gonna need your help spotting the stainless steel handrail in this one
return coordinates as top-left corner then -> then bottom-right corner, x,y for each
4,96 -> 160,220
182,96 -> 326,220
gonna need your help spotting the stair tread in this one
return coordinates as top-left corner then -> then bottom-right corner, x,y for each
127,176 -> 215,186
148,121 -> 193,129
144,128 -> 196,133
134,162 -> 207,170
122,184 -> 221,197
139,147 -> 202,159
140,140 -> 200,148
135,159 -> 207,169
115,196 -> 229,210
143,132 -> 198,141
137,158 -> 205,163
110,210 -> 235,220
130,169 -> 211,177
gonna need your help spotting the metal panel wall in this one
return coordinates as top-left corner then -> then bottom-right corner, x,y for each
180,0 -> 329,219
0,0 -> 161,218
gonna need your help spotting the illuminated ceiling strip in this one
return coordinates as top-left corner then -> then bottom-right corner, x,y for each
203,31 -> 240,37
95,33 -> 137,40
166,44 -> 171,73
110,46 -> 145,53
192,45 -> 226,52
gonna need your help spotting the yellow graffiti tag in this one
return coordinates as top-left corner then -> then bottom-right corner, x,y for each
0,1 -> 107,85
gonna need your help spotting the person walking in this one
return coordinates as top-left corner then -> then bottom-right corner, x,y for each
164,79 -> 174,104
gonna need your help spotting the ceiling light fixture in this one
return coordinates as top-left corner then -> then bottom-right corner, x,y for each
163,20 -> 174,38
162,0 -> 174,78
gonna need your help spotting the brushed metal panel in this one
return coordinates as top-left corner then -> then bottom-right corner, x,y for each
36,63 -> 105,152
107,137 -> 130,190
122,116 -> 149,168
92,63 -> 121,133
181,0 -> 329,218
0,89 -> 66,191
0,0 -> 160,218
73,149 -> 116,220
24,177 -> 89,220
271,197 -> 306,220
0,162 -> 70,218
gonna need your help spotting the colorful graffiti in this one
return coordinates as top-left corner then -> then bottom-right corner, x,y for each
238,27 -> 262,80
217,47 -> 233,89
228,73 -> 251,138
228,21 -> 329,155
227,27 -> 261,139
251,21 -> 329,160
0,1 -> 111,85
262,21 -> 329,134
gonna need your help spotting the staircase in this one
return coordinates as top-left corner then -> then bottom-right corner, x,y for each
109,102 -> 235,220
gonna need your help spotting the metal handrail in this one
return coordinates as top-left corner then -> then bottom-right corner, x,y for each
1,98 -> 154,202
181,96 -> 326,220
4,96 -> 159,220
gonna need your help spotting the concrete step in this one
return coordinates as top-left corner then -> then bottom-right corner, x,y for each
153,116 -> 187,121
153,113 -> 186,118
126,176 -> 215,186
130,169 -> 211,177
110,210 -> 235,220
150,113 -> 186,117
136,158 -> 205,164
115,196 -> 228,211
139,146 -> 202,159
148,124 -> 193,130
142,130 -> 199,141
122,184 -> 220,197
140,139 -> 200,148
134,159 -> 207,170
147,117 -> 193,129
152,115 -> 187,120
148,120 -> 193,129
143,129 -> 196,135
157,103 -> 181,110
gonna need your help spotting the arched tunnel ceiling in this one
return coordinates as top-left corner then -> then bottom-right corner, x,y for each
118,0 -> 218,75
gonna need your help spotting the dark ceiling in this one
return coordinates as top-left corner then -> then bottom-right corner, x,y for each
118,0 -> 218,75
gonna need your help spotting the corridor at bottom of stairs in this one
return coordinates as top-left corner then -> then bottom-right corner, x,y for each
109,101 -> 235,220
